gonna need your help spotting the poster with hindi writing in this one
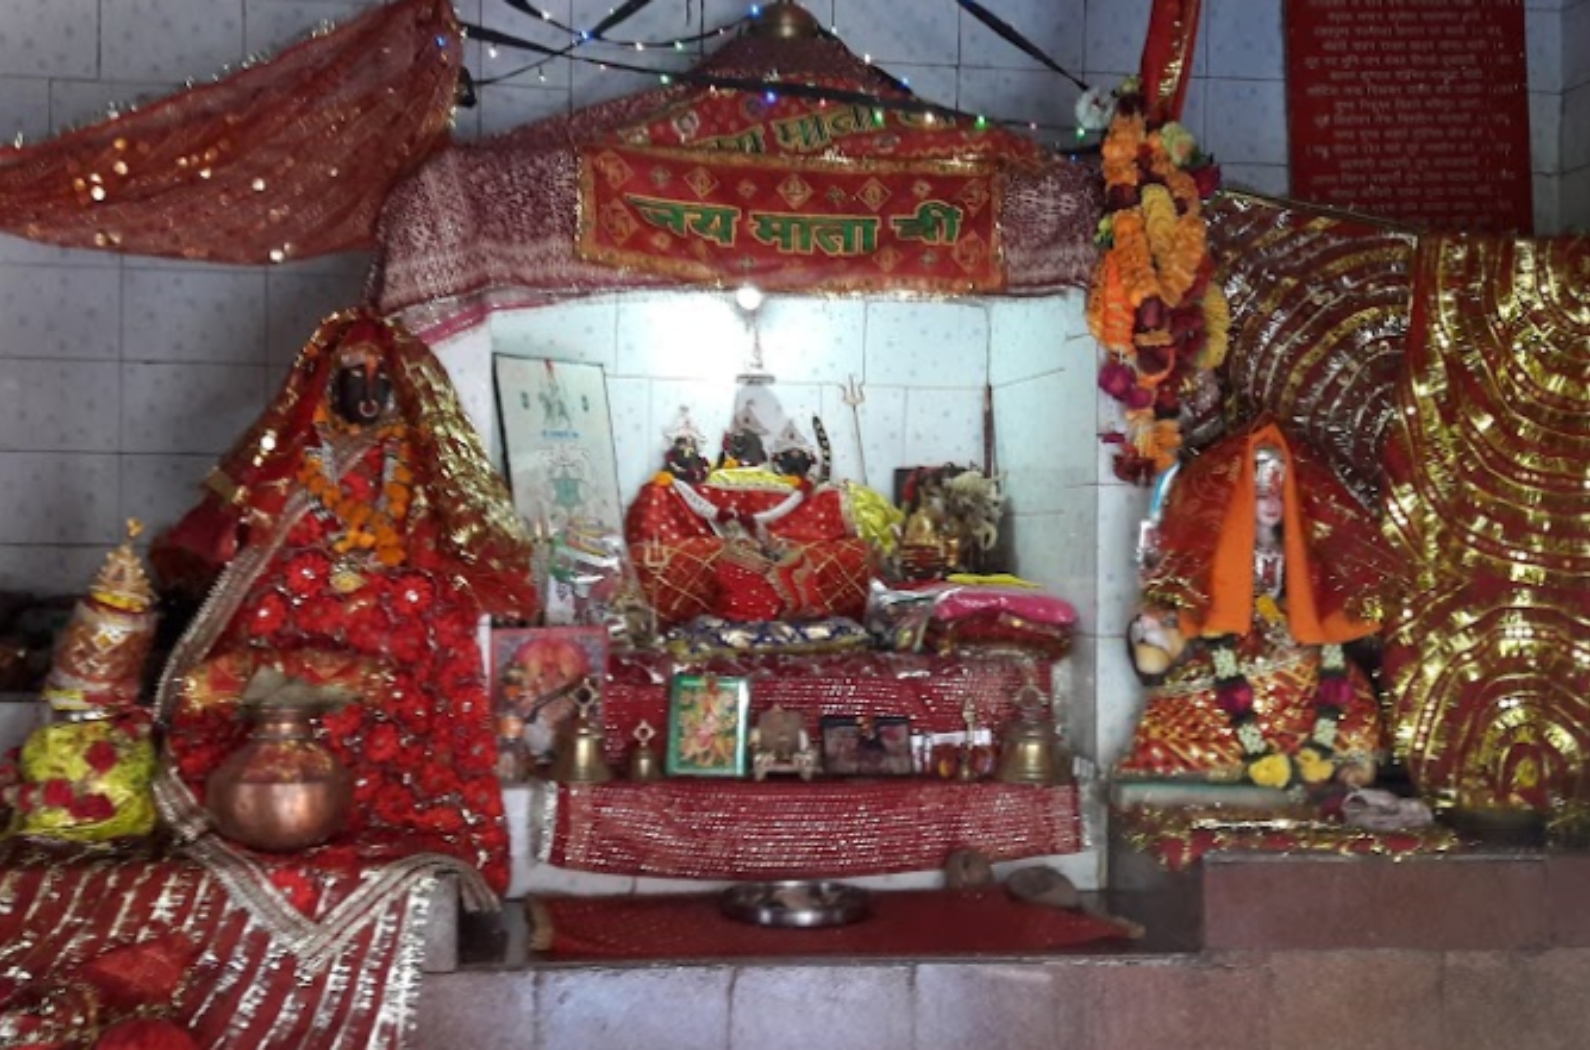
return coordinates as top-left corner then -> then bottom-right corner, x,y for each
1286,0 -> 1532,234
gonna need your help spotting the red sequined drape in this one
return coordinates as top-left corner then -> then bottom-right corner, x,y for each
0,0 -> 461,263
1140,0 -> 1204,124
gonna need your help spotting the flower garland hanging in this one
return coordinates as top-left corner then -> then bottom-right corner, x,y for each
1086,79 -> 1228,484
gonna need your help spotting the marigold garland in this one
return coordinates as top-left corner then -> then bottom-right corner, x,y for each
295,422 -> 414,568
1087,81 -> 1224,482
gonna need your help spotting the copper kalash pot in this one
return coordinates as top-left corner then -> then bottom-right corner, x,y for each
206,700 -> 353,852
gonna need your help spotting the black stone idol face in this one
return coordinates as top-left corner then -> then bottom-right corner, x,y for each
332,352 -> 394,426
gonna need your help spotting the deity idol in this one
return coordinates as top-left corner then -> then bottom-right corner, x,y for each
151,310 -> 537,894
1117,421 -> 1398,792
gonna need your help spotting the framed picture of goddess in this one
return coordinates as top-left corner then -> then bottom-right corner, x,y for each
666,674 -> 751,777
495,357 -> 623,533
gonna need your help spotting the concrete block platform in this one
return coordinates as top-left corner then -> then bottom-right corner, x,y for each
415,847 -> 1590,1049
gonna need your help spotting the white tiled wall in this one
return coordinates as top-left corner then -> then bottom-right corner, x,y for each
1563,0 -> 1590,231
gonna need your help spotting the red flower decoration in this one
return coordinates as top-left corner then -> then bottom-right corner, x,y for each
250,591 -> 290,638
461,776 -> 499,816
365,722 -> 402,764
283,550 -> 333,598
1098,359 -> 1137,401
391,572 -> 435,614
42,778 -> 74,809
1192,162 -> 1222,200
372,786 -> 414,826
322,703 -> 365,739
452,738 -> 496,775
85,739 -> 120,775
386,621 -> 428,665
417,761 -> 461,799
1124,385 -> 1156,411
67,792 -> 115,822
1316,674 -> 1353,711
1215,679 -> 1256,717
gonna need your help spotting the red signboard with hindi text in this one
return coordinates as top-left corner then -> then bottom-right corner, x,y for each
1286,0 -> 1532,234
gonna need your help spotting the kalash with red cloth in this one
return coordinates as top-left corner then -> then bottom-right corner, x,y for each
151,309 -> 538,898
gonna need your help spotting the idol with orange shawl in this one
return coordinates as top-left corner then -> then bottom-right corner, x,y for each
1117,420 -> 1398,792
151,309 -> 537,896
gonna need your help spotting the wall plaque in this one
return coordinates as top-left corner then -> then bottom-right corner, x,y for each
1286,0 -> 1532,233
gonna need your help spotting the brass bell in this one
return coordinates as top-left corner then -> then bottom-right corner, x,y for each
629,719 -> 663,782
547,680 -> 614,784
995,687 -> 1071,787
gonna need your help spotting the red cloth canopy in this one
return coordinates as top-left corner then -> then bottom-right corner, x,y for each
372,32 -> 1102,324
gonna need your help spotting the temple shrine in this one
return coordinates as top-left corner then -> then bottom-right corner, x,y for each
0,0 -> 1586,1046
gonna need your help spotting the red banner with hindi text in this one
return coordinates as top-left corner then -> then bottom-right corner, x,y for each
576,142 -> 1004,293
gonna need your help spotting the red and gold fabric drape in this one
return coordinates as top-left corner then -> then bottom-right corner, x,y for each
1140,0 -> 1204,124
0,0 -> 461,263
1382,235 -> 1590,812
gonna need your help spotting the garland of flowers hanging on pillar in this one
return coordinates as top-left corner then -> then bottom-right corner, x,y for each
1086,80 -> 1227,483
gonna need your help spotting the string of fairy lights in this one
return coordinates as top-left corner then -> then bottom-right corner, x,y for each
462,0 -> 1102,151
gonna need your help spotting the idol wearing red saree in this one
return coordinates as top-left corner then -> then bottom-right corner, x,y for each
152,310 -> 537,902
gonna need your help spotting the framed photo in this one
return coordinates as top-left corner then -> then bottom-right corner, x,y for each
666,674 -> 751,777
820,715 -> 914,776
495,356 -> 623,534
490,626 -> 608,764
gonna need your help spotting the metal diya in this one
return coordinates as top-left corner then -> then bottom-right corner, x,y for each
719,880 -> 872,928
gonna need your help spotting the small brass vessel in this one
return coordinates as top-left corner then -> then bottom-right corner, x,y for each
206,701 -> 353,852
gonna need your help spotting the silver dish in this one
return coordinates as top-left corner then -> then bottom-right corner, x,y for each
719,880 -> 872,928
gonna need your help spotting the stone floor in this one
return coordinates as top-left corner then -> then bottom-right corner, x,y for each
413,847 -> 1590,1049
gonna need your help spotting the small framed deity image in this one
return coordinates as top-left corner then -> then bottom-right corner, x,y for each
666,674 -> 751,777
490,626 -> 608,764
820,715 -> 915,776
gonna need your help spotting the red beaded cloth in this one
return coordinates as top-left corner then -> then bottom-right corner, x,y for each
533,888 -> 1130,961
547,779 -> 1081,879
0,840 -> 446,1049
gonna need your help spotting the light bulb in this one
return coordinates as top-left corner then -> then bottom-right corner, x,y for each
735,284 -> 765,312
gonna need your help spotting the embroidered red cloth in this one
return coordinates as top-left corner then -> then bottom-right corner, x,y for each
548,779 -> 1081,879
624,480 -> 870,627
372,34 -> 1103,324
535,888 -> 1130,960
0,840 -> 441,1050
